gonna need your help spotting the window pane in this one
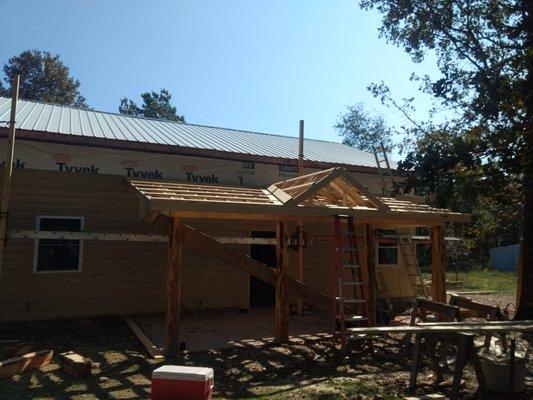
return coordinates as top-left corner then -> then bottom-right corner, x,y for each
378,245 -> 398,265
36,217 -> 82,272
39,218 -> 81,232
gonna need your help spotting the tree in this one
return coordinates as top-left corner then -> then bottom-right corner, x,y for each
359,0 -> 532,317
0,50 -> 88,107
119,89 -> 185,122
334,103 -> 394,152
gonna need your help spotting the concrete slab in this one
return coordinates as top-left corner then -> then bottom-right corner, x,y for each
135,308 -> 331,352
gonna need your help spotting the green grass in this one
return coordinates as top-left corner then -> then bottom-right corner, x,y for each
437,269 -> 516,293
450,269 -> 516,293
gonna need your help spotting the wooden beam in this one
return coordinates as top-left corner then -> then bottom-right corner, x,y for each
346,323 -> 533,335
0,75 -> 19,276
169,209 -> 469,225
183,225 -> 276,285
285,168 -> 344,205
296,222 -> 304,316
430,225 -> 446,303
516,238 -> 523,309
361,223 -> 377,325
164,217 -> 182,355
181,224 -> 332,311
126,318 -> 164,359
0,350 -> 53,380
275,220 -> 290,340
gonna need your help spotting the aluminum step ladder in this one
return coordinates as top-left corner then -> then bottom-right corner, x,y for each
332,215 -> 369,349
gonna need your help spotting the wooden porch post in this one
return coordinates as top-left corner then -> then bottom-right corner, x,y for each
361,223 -> 377,325
430,224 -> 446,303
164,217 -> 182,355
275,220 -> 290,340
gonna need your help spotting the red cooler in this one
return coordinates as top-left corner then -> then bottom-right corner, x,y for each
151,365 -> 214,400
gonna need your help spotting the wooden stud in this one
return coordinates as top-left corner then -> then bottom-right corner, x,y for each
275,220 -> 290,340
296,120 -> 304,316
0,75 -> 19,276
164,217 -> 182,355
296,222 -> 304,316
361,223 -> 377,325
430,224 -> 446,303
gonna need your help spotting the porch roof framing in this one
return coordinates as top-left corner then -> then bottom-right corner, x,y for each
129,167 -> 469,225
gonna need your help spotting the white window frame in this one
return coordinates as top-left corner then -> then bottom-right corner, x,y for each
376,243 -> 399,267
33,215 -> 85,273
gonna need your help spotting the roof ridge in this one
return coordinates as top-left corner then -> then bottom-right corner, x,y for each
0,96 -> 362,147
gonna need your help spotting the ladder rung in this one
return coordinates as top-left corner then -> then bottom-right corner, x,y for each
335,297 -> 365,304
342,281 -> 362,286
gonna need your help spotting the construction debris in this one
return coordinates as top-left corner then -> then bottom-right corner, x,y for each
58,351 -> 91,378
0,350 -> 53,380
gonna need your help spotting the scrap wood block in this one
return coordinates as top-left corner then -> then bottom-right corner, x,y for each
0,350 -> 53,380
58,351 -> 91,378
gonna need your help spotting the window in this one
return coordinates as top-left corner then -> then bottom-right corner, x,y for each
378,243 -> 398,265
34,216 -> 84,272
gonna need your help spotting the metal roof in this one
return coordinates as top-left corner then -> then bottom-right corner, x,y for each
0,97 -> 395,169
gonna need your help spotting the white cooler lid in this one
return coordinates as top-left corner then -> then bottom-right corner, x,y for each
153,365 -> 214,381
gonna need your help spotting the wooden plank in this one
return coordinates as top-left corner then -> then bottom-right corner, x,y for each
346,323 -> 533,335
125,318 -> 164,359
416,298 -> 461,322
0,350 -> 53,380
418,320 -> 533,326
8,230 -> 169,242
449,294 -> 503,319
164,217 -> 182,355
430,225 -> 446,303
275,220 -> 290,340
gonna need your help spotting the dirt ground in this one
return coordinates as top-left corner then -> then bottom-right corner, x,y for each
0,294 -> 531,399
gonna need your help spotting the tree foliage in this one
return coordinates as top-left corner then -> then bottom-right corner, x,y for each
119,89 -> 185,122
360,0 -> 532,316
0,50 -> 88,107
335,103 -> 394,152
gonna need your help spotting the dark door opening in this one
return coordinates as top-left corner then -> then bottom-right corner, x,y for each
249,231 -> 276,307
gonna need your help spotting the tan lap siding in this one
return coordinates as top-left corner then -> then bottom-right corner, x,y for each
0,169 -> 247,321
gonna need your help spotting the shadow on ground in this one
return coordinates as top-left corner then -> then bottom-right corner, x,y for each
0,316 -> 416,399
2,316 -> 531,399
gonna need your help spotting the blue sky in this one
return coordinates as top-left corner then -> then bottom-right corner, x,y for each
1,0 -> 439,158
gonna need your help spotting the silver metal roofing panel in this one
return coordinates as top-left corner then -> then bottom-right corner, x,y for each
0,97 -> 395,169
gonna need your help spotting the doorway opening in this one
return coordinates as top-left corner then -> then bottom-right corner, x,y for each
249,231 -> 276,307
